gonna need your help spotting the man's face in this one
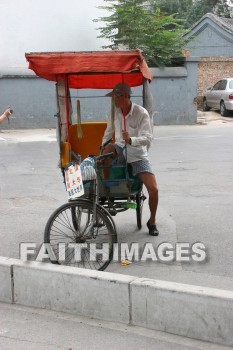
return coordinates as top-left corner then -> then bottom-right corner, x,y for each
112,93 -> 129,108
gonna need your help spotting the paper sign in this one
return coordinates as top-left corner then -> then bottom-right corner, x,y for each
65,163 -> 84,199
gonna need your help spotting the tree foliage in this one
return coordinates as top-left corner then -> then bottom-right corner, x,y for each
215,1 -> 232,18
186,0 -> 232,26
148,0 -> 193,21
93,0 -> 187,66
149,0 -> 233,27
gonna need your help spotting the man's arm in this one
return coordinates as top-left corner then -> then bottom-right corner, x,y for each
102,116 -> 114,146
0,108 -> 11,124
130,111 -> 153,148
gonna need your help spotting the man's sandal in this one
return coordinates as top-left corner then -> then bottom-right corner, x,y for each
147,221 -> 159,236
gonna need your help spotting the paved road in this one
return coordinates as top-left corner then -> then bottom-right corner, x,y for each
1,112 -> 233,289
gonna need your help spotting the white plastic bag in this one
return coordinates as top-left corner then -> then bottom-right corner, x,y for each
80,157 -> 96,181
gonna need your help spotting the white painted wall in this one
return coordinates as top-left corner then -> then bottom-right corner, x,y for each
0,0 -> 108,70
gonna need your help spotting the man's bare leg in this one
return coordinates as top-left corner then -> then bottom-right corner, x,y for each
137,172 -> 159,235
101,144 -> 117,178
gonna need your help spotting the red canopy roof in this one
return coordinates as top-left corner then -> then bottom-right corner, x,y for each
25,50 -> 152,89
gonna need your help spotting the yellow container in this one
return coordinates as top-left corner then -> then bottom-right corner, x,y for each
61,142 -> 71,168
69,122 -> 108,159
61,122 -> 108,167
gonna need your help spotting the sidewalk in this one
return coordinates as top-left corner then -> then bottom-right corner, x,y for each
0,128 -> 57,142
196,110 -> 233,125
0,302 -> 230,350
0,111 -> 232,143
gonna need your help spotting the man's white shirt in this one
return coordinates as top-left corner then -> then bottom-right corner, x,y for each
102,102 -> 153,163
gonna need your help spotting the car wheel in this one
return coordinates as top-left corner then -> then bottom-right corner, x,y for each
220,101 -> 228,116
203,98 -> 210,111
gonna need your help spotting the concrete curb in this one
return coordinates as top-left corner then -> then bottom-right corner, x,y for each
0,256 -> 233,347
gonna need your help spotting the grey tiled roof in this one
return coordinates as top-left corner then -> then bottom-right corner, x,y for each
207,13 -> 233,34
185,12 -> 233,37
218,16 -> 233,33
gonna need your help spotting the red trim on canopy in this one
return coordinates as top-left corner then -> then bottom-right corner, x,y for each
25,50 -> 152,89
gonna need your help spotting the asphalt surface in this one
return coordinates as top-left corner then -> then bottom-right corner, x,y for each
0,111 -> 233,290
1,111 -> 233,350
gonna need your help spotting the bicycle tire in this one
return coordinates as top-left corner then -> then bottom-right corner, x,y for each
44,199 -> 117,271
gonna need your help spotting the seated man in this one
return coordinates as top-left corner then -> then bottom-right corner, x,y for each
102,82 -> 159,236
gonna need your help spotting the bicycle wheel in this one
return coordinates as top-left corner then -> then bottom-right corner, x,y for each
44,199 -> 117,271
136,190 -> 145,229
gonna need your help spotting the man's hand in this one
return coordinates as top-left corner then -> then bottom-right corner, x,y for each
0,108 -> 13,124
122,130 -> 131,145
3,108 -> 12,118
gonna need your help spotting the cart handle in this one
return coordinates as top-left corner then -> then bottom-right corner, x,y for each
99,138 -> 113,151
95,152 -> 114,162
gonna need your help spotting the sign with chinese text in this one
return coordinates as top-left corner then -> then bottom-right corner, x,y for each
65,163 -> 84,199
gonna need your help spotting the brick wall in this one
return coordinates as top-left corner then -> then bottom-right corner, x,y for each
197,57 -> 233,108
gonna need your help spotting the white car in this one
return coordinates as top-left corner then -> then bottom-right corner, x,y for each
203,78 -> 233,116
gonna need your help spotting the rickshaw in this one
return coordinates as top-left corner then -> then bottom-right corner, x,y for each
25,50 -> 153,271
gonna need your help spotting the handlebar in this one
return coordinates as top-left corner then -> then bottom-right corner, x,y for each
95,152 -> 114,162
86,152 -> 114,163
99,138 -> 112,151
